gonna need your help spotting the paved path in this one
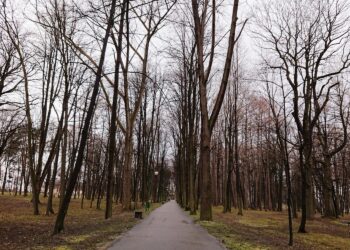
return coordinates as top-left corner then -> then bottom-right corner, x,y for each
108,200 -> 225,250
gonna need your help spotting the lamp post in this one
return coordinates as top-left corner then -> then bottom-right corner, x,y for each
153,171 -> 159,202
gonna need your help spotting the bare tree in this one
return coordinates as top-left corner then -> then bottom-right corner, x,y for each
255,0 -> 350,232
191,0 -> 241,220
105,0 -> 127,219
314,85 -> 349,218
53,0 -> 118,234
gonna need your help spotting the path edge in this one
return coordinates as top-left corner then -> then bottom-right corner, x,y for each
97,202 -> 167,250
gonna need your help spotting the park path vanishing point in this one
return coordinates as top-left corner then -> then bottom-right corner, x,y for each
108,200 -> 226,250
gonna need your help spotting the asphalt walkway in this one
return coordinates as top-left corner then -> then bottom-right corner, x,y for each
108,200 -> 225,250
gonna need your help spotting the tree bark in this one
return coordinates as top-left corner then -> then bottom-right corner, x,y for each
53,0 -> 118,234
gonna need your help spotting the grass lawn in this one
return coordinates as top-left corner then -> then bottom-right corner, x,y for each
192,206 -> 350,250
0,193 -> 158,250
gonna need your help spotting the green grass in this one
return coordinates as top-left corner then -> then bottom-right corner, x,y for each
190,206 -> 350,250
0,193 -> 160,250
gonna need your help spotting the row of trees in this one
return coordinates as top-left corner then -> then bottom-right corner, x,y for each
171,0 -> 350,246
1,0 -> 350,247
0,0 -> 175,234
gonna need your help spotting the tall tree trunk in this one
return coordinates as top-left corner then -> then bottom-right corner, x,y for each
53,0 -> 118,234
59,109 -> 68,208
46,142 -> 60,215
105,0 -> 126,219
122,130 -> 133,210
191,0 -> 240,220
323,157 -> 336,217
